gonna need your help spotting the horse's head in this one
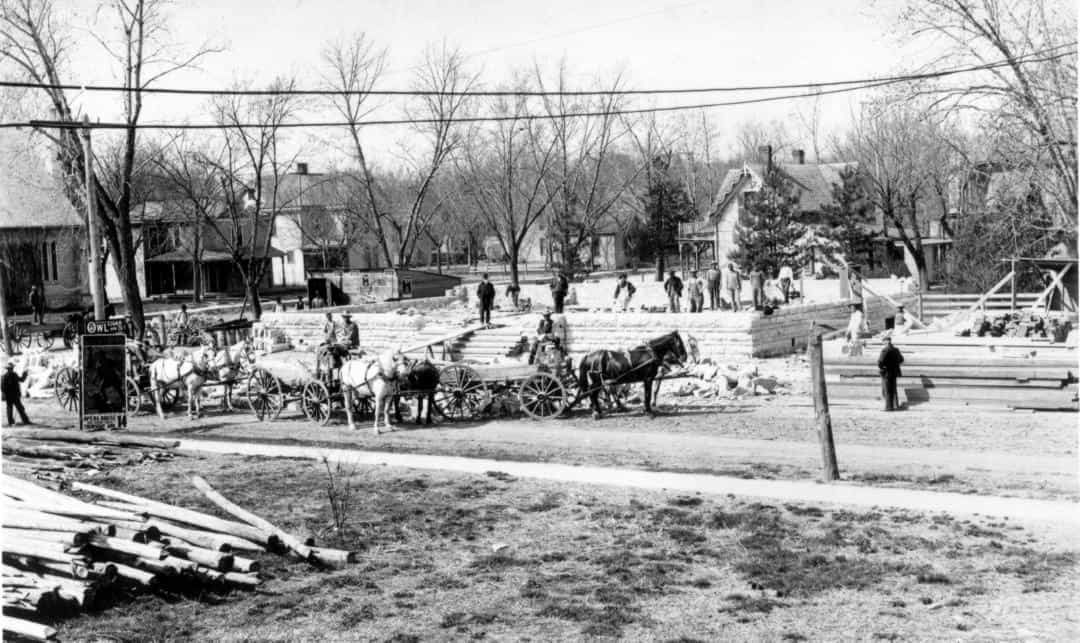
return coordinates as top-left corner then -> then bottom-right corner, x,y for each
649,331 -> 688,367
377,347 -> 409,381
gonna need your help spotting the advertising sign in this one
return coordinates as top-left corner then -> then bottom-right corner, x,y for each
79,323 -> 128,431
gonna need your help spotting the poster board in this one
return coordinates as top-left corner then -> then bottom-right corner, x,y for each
79,319 -> 128,431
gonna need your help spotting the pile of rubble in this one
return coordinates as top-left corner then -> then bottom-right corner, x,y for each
2,429 -> 179,482
659,354 -> 809,404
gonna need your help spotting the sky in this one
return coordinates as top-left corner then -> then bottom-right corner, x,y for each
25,0 -> 932,170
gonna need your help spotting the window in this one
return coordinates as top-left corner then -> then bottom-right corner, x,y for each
41,241 -> 58,282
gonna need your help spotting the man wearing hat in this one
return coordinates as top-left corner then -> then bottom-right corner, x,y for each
528,310 -> 558,365
2,361 -> 31,426
877,336 -> 904,411
849,265 -> 864,307
338,313 -> 360,351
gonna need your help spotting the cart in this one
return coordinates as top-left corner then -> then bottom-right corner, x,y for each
433,340 -> 581,420
244,348 -> 376,424
2,319 -> 78,353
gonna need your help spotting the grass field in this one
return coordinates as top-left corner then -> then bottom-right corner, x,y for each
36,454 -> 1078,642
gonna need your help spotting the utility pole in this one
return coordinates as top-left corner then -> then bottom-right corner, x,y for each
808,325 -> 840,481
82,117 -> 106,321
0,259 -> 13,355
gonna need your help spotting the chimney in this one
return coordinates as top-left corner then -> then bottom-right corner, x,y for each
792,149 -> 805,165
295,162 -> 309,175
757,145 -> 773,174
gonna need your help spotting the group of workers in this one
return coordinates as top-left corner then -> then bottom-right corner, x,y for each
662,263 -> 796,313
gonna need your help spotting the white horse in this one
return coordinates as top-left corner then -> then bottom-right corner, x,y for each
149,346 -> 214,420
206,339 -> 254,411
340,349 -> 408,434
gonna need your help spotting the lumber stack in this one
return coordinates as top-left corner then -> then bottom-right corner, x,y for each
2,429 -> 179,481
1,473 -> 356,641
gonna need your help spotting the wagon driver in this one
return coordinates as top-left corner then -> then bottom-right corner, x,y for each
528,310 -> 559,365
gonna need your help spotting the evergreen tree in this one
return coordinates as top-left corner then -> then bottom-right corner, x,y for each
818,166 -> 876,268
728,168 -> 805,275
640,154 -> 696,280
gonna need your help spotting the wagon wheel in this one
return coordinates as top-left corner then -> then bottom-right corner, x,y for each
301,380 -> 333,426
125,377 -> 143,414
54,367 -> 80,413
246,368 -> 283,420
62,322 -> 78,349
519,372 -> 569,420
434,364 -> 488,421
34,330 -> 55,351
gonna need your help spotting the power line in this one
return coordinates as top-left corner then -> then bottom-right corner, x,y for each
7,78 -> 909,131
0,44 -> 1072,98
3,49 -> 1073,131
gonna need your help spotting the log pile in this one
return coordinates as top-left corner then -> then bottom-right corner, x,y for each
1,429 -> 179,480
2,473 -> 356,641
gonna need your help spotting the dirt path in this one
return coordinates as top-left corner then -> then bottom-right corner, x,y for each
178,438 -> 1080,531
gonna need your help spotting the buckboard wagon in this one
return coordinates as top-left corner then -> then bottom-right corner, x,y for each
52,342 -> 180,415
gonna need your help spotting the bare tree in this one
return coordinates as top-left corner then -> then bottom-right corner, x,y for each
150,134 -> 228,302
0,0 -> 220,336
453,77 -> 559,290
842,99 -> 959,287
198,78 -> 300,320
733,118 -> 794,161
900,0 -> 1077,231
534,61 -> 641,274
324,37 -> 475,268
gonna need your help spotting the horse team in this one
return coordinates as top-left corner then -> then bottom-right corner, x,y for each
141,330 -> 691,433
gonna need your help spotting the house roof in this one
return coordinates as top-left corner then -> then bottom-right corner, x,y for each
0,131 -> 83,229
260,172 -> 358,210
709,161 -> 856,219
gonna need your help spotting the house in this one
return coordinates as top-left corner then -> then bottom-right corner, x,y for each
677,147 -> 856,270
134,200 -> 288,298
519,213 -> 630,273
0,156 -> 88,312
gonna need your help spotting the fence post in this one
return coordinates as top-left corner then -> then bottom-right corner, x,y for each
808,326 -> 840,481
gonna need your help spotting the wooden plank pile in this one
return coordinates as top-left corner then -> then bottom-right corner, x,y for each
2,430 -> 179,481
2,473 -> 356,641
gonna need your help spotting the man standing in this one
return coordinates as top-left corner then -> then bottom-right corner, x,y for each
175,304 -> 189,329
477,273 -> 496,327
749,265 -> 764,310
686,270 -> 705,313
295,295 -> 305,311
2,361 -> 31,426
778,264 -> 794,303
612,273 -> 636,312
29,285 -> 44,325
549,270 -> 569,314
877,336 -> 904,411
723,263 -> 742,312
849,265 -> 864,307
706,262 -> 721,310
663,270 -> 683,313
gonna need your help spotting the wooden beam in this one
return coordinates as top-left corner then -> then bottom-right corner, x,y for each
959,270 -> 1015,317
1027,265 -> 1070,312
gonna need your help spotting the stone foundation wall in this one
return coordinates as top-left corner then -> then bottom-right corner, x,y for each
254,312 -> 429,353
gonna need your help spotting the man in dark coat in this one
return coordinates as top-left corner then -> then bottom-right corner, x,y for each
877,336 -> 904,411
477,273 -> 496,327
528,311 -> 557,365
549,270 -> 569,314
2,361 -> 31,426
29,285 -> 45,324
663,270 -> 683,313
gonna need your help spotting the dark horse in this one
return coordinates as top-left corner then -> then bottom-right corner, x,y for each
393,359 -> 440,425
577,331 -> 688,419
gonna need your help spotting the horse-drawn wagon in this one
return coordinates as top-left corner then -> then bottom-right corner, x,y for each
2,318 -> 79,354
52,341 -> 178,415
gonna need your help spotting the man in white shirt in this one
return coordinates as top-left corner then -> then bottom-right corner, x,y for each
778,265 -> 794,303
